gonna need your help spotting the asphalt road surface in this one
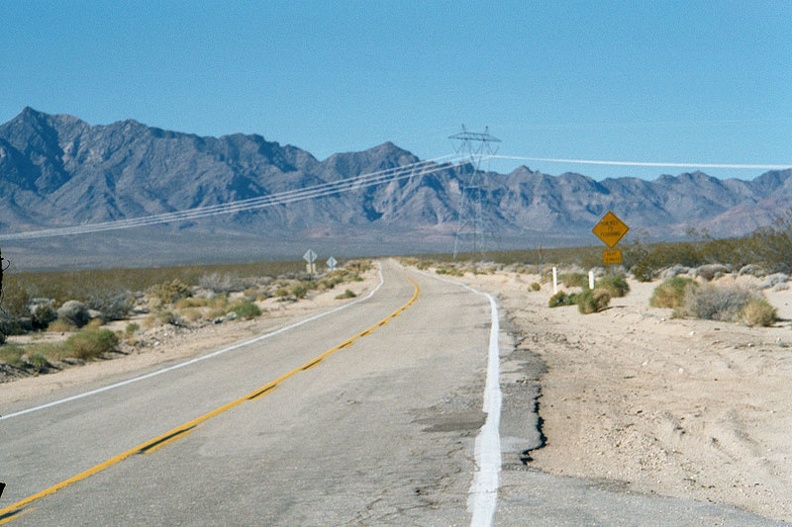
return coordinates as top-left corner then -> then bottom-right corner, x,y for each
1,261 -> 787,526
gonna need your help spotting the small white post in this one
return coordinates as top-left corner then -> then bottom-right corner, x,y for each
552,267 -> 558,294
588,270 -> 595,289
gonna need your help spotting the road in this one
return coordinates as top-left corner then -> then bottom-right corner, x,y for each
0,261 -> 787,526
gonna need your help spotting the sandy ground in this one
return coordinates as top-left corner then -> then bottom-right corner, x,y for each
3,263 -> 792,521
0,268 -> 380,407
459,269 -> 792,522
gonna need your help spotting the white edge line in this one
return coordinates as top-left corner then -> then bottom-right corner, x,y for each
414,268 -> 502,527
1,264 -> 385,421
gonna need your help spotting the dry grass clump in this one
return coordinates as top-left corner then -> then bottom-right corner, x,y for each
650,276 -> 698,309
677,282 -> 777,326
595,274 -> 630,298
740,298 -> 778,327
577,288 -> 611,314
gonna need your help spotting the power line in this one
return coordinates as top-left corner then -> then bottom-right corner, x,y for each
0,154 -> 465,241
489,155 -> 792,171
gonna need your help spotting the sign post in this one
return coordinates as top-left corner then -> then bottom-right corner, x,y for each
303,249 -> 318,279
592,211 -> 629,269
326,256 -> 337,272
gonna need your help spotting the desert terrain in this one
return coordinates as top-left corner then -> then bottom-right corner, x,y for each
2,262 -> 791,522
460,268 -> 792,522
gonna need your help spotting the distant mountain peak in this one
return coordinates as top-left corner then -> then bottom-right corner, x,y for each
1,108 -> 791,261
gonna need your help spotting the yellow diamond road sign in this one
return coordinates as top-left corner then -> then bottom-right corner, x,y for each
592,211 -> 629,248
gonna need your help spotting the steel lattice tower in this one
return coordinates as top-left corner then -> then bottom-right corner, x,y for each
449,126 -> 501,258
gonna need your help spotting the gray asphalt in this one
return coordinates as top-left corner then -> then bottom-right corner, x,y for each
1,261 -> 788,526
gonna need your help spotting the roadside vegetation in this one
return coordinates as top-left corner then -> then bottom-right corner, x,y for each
0,259 -> 372,378
404,217 -> 792,322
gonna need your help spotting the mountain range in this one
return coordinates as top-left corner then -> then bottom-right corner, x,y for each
1,107 -> 790,269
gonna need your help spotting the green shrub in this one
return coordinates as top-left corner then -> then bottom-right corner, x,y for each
65,328 -> 119,360
530,282 -> 541,291
0,345 -> 25,367
27,352 -> 50,373
335,289 -> 357,299
559,272 -> 589,288
650,276 -> 697,309
595,274 -> 630,298
125,322 -> 140,336
291,283 -> 309,299
741,298 -> 777,327
230,301 -> 262,320
549,291 -> 574,308
577,288 -> 611,314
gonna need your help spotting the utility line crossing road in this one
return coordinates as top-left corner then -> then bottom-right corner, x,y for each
0,261 -> 784,526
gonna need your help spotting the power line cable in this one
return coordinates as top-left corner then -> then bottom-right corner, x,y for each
0,154 -> 466,241
488,155 -> 792,171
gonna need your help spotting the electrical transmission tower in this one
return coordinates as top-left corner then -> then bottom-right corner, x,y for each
449,125 -> 501,259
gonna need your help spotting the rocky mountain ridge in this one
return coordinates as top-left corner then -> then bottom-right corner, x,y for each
1,107 -> 790,267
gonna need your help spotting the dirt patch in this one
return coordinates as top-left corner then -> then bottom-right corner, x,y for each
459,270 -> 792,522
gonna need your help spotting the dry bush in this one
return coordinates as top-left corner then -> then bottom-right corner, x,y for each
650,276 -> 697,309
681,283 -> 753,322
741,298 -> 777,327
595,274 -> 630,298
65,328 -> 119,360
577,288 -> 611,314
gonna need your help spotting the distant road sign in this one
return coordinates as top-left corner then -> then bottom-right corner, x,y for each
303,249 -> 317,264
326,256 -> 337,271
603,249 -> 623,265
592,211 -> 629,248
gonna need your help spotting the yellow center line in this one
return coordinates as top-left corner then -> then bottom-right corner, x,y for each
0,273 -> 420,522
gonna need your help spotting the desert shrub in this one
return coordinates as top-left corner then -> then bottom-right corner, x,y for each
150,279 -> 192,304
65,328 -> 119,360
230,301 -> 262,320
548,291 -> 575,308
694,264 -> 729,282
335,289 -> 357,299
57,300 -> 91,328
660,265 -> 691,281
760,273 -> 789,290
30,302 -> 58,330
158,311 -> 184,326
741,298 -> 777,327
650,276 -> 697,309
199,272 -> 242,293
559,272 -> 589,288
738,264 -> 766,277
436,266 -> 465,277
530,282 -> 541,291
86,289 -> 133,321
577,288 -> 611,314
175,297 -> 208,309
27,352 -> 50,373
681,283 -> 753,322
125,322 -> 140,336
291,283 -> 309,299
0,345 -> 24,367
47,318 -> 76,332
595,274 -> 630,298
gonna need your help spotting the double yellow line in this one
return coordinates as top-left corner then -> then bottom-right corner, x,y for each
0,274 -> 420,524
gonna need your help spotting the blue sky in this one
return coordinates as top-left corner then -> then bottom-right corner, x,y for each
3,1 -> 791,180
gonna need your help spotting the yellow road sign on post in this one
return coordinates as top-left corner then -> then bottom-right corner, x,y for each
592,211 -> 629,248
603,249 -> 623,265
